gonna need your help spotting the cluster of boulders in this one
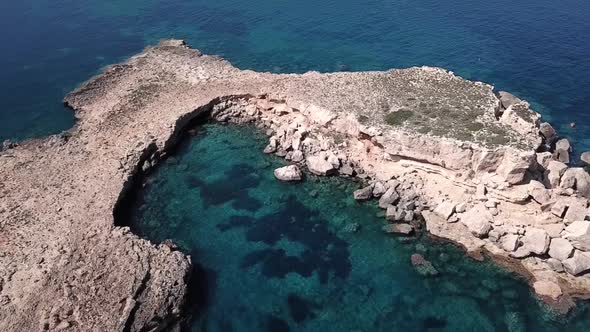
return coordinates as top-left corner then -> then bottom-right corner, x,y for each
431,173 -> 590,278
352,176 -> 429,236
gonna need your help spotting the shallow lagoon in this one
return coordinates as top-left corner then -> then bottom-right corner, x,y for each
125,123 -> 590,331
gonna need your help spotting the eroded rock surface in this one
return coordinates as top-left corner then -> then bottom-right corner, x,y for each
2,39 -> 590,329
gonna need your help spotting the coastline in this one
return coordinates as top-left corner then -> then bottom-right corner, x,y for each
1,39 -> 589,330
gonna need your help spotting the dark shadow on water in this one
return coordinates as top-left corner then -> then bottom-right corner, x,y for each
266,315 -> 290,332
187,163 -> 262,212
287,294 -> 318,323
219,195 -> 352,283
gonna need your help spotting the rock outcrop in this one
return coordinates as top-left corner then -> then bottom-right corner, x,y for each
2,39 -> 590,330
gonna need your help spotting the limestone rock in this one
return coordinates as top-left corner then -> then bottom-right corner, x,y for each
274,165 -> 302,182
562,198 -> 589,223
548,238 -> 574,261
533,280 -> 562,300
555,138 -> 571,164
496,151 -> 535,185
536,152 -> 553,169
339,163 -> 355,176
500,234 -> 519,252
382,223 -> 414,235
564,220 -> 590,251
562,250 -> 590,275
410,253 -> 438,276
511,228 -> 550,258
460,204 -> 493,238
539,122 -> 557,145
499,102 -> 540,139
498,91 -> 522,109
433,201 -> 456,220
386,206 -> 406,222
379,187 -> 400,209
527,180 -> 552,204
372,182 -> 386,197
291,150 -> 304,162
581,151 -> 590,167
546,258 -> 564,273
544,160 -> 568,188
560,168 -> 590,198
306,155 -> 336,176
353,185 -> 374,201
454,203 -> 466,214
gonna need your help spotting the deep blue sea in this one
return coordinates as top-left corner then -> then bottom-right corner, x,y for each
1,0 -> 590,154
127,123 -> 590,331
5,1 -> 590,330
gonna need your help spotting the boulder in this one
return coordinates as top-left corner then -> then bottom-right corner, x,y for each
382,223 -> 414,235
536,152 -> 553,169
499,102 -> 540,139
274,165 -> 302,182
544,160 -> 568,188
562,197 -> 589,223
562,250 -> 590,275
555,138 -> 571,164
527,180 -> 552,204
379,187 -> 400,209
455,202 -> 467,213
327,153 -> 340,168
433,201 -> 456,220
372,182 -> 386,197
551,198 -> 568,218
532,280 -> 562,300
353,185 -> 374,201
539,123 -> 557,145
564,220 -> 590,251
496,151 -> 536,185
560,168 -> 590,198
306,155 -> 336,176
291,150 -> 304,162
500,234 -> 519,252
385,206 -> 405,222
546,258 -> 564,273
460,204 -> 493,238
339,163 -> 355,176
548,238 -> 574,261
498,91 -> 522,109
511,228 -> 550,257
581,151 -> 590,167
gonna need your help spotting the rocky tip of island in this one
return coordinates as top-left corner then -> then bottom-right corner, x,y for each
1,39 -> 590,330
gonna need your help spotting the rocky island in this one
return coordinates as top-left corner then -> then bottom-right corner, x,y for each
1,39 -> 590,331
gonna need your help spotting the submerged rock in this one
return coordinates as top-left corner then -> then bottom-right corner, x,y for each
410,253 -> 438,276
382,223 -> 414,235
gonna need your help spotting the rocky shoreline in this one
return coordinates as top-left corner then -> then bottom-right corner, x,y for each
1,39 -> 590,330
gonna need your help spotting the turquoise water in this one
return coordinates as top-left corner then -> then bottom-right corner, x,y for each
126,123 -> 590,331
2,0 -> 590,155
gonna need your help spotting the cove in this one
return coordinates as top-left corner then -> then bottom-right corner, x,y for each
123,123 -> 590,331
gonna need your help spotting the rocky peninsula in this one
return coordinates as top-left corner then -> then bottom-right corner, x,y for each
1,39 -> 590,330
